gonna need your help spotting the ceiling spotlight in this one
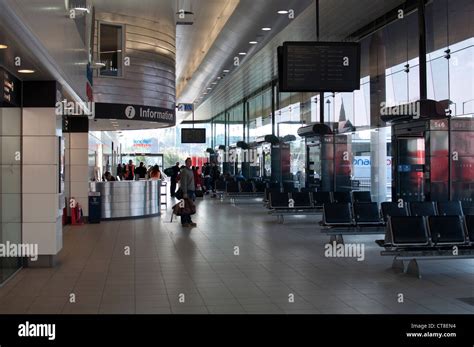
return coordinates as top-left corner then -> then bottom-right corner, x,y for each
239,52 -> 247,56
278,10 -> 289,14
18,69 -> 35,74
74,7 -> 90,13
261,27 -> 271,31
0,44 -> 8,49
217,76 -> 222,80
249,41 -> 258,45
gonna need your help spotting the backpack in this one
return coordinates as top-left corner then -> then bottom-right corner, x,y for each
164,167 -> 174,176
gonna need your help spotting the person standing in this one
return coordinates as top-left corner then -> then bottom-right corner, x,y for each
125,160 -> 135,180
116,164 -> 123,180
135,162 -> 147,179
170,162 -> 180,197
179,158 -> 196,228
150,165 -> 161,180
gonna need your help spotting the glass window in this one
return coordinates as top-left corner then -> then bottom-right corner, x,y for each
99,23 -> 123,77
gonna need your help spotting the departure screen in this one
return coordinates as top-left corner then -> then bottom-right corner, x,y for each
181,128 -> 207,144
278,41 -> 361,92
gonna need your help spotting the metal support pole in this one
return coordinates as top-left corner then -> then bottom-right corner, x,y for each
418,0 -> 427,100
316,0 -> 325,124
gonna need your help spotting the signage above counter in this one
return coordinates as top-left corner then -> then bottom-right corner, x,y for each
94,102 -> 176,125
1,67 -> 21,107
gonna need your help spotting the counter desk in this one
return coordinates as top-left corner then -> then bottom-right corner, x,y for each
90,180 -> 161,220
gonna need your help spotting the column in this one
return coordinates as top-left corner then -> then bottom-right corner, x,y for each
370,127 -> 388,204
22,81 -> 63,267
64,117 -> 90,218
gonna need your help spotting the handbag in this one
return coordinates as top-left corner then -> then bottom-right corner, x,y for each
172,198 -> 196,216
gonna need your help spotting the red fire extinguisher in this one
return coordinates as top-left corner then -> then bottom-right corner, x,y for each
70,197 -> 84,225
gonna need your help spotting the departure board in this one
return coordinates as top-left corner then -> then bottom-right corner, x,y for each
181,128 -> 206,144
279,41 -> 360,92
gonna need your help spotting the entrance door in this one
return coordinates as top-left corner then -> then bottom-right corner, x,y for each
396,137 -> 425,202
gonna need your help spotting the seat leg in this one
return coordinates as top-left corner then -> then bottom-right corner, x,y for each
406,259 -> 421,279
336,234 -> 344,245
391,258 -> 404,273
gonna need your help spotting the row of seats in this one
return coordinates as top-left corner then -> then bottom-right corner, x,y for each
267,191 -> 371,208
215,180 -> 265,194
323,201 -> 468,227
386,215 -> 474,247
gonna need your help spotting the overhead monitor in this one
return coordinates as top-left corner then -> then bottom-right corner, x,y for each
278,41 -> 361,93
181,128 -> 206,144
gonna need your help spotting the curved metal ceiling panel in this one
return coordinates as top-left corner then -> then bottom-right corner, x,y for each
93,11 -> 176,111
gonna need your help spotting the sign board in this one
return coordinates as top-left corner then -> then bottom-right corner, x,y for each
177,103 -> 194,112
1,68 -> 21,106
278,41 -> 361,93
181,128 -> 206,144
94,103 -> 175,124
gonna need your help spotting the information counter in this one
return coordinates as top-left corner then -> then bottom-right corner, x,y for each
90,180 -> 161,220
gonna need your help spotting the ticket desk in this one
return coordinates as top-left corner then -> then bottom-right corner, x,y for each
89,180 -> 161,220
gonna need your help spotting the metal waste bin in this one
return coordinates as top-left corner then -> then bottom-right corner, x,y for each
88,192 -> 101,223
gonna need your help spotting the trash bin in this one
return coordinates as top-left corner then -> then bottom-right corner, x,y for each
88,192 -> 101,224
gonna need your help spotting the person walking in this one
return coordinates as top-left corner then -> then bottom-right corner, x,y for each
179,158 -> 196,228
170,162 -> 180,197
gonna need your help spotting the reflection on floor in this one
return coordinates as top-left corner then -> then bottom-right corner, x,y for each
1,195 -> 474,314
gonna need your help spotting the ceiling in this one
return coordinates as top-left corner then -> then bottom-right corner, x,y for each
194,0 -> 407,121
89,118 -> 173,131
176,0 -> 240,99
0,15 -> 51,81
177,0 -> 314,108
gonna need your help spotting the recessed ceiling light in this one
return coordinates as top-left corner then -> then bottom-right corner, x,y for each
74,7 -> 90,13
278,10 -> 289,14
249,41 -> 258,45
217,76 -> 222,80
223,69 -> 230,73
211,82 -> 217,85
18,69 -> 35,74
239,52 -> 247,56
0,44 -> 8,49
262,27 -> 271,31
207,87 -> 212,90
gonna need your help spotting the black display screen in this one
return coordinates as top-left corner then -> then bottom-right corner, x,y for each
181,128 -> 206,144
278,41 -> 361,92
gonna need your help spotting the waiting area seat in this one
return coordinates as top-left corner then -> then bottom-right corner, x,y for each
408,201 -> 437,217
268,192 -> 323,223
352,191 -> 372,203
381,202 -> 409,222
377,209 -> 474,278
321,202 -> 386,244
436,201 -> 464,216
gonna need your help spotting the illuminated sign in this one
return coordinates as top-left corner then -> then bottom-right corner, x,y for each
1,68 -> 21,106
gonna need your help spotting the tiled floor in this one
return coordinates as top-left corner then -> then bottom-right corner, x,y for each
1,196 -> 474,314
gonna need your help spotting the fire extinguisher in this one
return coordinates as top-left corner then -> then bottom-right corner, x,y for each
70,197 -> 84,225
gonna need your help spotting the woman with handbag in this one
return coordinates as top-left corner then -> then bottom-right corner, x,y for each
178,158 -> 196,228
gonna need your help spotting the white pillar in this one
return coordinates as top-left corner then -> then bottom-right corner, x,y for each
22,107 -> 64,266
370,127 -> 388,204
